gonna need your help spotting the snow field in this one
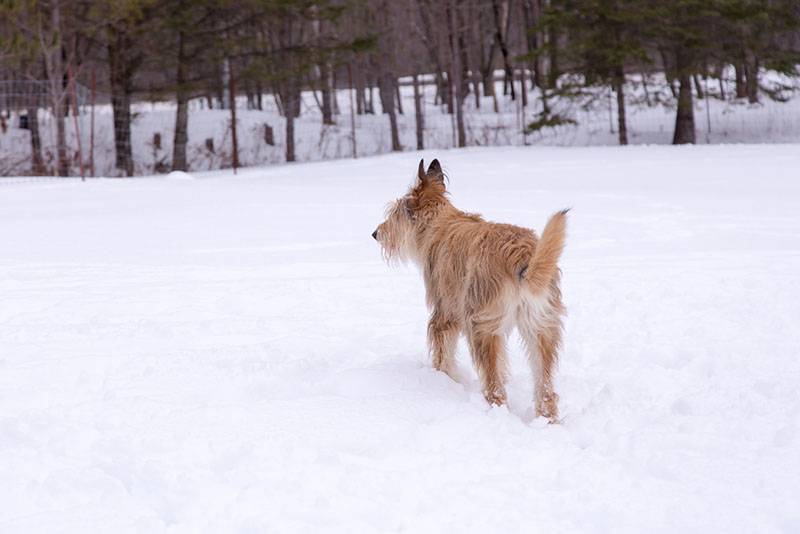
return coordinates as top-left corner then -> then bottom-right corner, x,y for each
1,144 -> 799,532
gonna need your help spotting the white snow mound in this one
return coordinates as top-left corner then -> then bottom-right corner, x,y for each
165,170 -> 195,180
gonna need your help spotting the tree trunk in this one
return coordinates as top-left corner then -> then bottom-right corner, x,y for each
321,61 -> 334,124
413,74 -> 424,150
172,93 -> 189,172
110,84 -> 133,176
108,33 -> 135,176
521,0 -> 541,90
347,63 -> 358,157
284,82 -> 300,163
245,80 -> 254,110
468,0 -> 481,109
449,0 -> 467,147
172,30 -> 189,172
256,80 -> 263,110
491,0 -> 515,100
533,0 -> 547,90
481,44 -> 499,112
367,78 -> 375,114
416,0 -> 450,110
54,100 -> 68,177
478,9 -> 497,103
355,64 -> 366,114
228,62 -> 239,172
482,68 -> 495,99
332,71 -> 340,115
445,71 -> 455,114
28,106 -> 45,175
547,26 -> 559,88
540,85 -> 550,114
378,72 -> 401,151
659,48 -> 677,99
42,1 -> 68,177
673,72 -> 695,144
640,67 -> 652,106
744,54 -> 759,103
693,74 -> 704,99
285,109 -> 295,162
485,72 -> 499,113
395,83 -> 404,115
273,90 -> 284,117
735,63 -> 747,98
717,65 -> 726,100
454,81 -> 466,149
613,72 -> 627,145
458,11 -> 470,102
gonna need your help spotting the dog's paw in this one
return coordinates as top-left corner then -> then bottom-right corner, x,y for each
483,386 -> 507,406
535,392 -> 560,422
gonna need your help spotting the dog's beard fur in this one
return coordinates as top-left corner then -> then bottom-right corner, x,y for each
373,158 -> 567,422
377,197 -> 417,265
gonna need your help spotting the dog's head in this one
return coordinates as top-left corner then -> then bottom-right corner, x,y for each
372,158 -> 446,263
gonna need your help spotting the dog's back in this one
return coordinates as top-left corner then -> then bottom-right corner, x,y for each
420,207 -> 566,325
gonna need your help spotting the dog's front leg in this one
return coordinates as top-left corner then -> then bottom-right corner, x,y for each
428,312 -> 459,381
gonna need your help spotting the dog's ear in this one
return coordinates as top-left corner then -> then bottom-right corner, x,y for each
426,159 -> 444,184
417,159 -> 426,183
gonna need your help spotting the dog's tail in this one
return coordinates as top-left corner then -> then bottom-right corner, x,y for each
522,209 -> 569,293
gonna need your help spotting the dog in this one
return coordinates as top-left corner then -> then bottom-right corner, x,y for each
372,158 -> 567,421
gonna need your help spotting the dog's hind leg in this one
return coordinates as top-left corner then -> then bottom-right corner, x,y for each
534,325 -> 561,421
518,303 -> 562,421
428,310 -> 459,381
467,318 -> 508,406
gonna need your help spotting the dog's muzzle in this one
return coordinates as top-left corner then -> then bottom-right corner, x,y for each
371,230 -> 378,240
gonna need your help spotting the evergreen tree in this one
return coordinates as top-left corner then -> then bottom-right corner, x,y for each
543,0 -> 648,145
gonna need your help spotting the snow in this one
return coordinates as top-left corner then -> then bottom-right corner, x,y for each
1,144 -> 799,533
165,171 -> 195,181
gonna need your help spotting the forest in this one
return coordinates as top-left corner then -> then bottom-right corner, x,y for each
1,0 -> 799,176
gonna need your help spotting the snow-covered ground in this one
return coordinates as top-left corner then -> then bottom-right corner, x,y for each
1,145 -> 799,533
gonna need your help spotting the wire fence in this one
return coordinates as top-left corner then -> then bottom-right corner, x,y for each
1,70 -> 799,177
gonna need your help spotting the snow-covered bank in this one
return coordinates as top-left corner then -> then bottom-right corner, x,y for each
1,145 -> 799,533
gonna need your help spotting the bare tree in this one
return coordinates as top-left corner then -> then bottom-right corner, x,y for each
375,0 -> 402,151
447,0 -> 467,147
491,0 -> 515,100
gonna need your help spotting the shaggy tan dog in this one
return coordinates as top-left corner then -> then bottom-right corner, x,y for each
372,159 -> 568,421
